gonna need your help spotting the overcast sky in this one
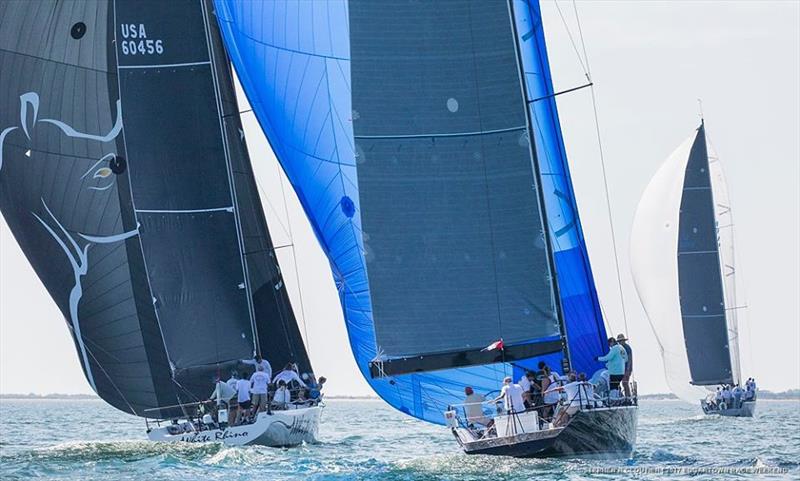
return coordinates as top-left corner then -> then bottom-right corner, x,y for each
1,1 -> 798,397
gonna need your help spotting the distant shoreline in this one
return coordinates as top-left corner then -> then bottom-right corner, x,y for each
1,391 -> 798,401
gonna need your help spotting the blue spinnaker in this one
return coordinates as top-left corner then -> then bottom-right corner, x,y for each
215,0 -> 607,424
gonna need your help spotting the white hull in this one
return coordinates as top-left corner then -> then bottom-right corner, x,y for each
147,406 -> 321,447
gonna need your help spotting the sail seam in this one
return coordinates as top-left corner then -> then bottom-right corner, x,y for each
354,125 -> 525,140
135,206 -> 234,214
118,60 -> 211,70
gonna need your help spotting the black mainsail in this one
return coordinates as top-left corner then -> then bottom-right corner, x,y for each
0,0 -> 310,418
677,124 -> 733,386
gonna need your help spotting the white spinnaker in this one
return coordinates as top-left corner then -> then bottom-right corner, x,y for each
707,139 -> 742,386
630,131 -> 709,403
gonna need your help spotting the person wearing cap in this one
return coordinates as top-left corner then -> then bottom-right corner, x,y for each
492,376 -> 526,414
596,337 -> 627,397
616,333 -> 633,398
463,386 -> 492,428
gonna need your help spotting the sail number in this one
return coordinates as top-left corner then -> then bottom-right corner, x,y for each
119,23 -> 164,56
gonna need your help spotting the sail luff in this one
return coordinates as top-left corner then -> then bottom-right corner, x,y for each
506,0 -> 571,367
706,134 -> 742,385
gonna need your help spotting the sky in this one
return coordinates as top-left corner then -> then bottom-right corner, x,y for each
1,1 -> 798,397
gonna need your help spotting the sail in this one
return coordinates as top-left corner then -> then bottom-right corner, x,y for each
0,0 -> 309,418
216,0 -> 607,424
706,139 -> 742,385
631,125 -> 734,402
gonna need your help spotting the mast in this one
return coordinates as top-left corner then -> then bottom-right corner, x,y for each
507,0 -> 571,370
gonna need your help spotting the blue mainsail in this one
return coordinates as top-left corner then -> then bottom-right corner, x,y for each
215,0 -> 607,424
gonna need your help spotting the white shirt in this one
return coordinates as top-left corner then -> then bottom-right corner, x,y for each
242,359 -> 272,380
236,378 -> 251,403
562,381 -> 580,407
209,381 -> 236,405
500,383 -> 526,413
250,371 -> 270,395
518,375 -> 531,392
273,386 -> 290,405
273,369 -> 307,388
543,374 -> 561,404
226,377 -> 238,392
722,390 -> 733,401
579,381 -> 595,407
464,393 -> 487,423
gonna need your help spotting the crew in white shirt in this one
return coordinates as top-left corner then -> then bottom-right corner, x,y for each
272,380 -> 291,409
493,376 -> 526,414
241,355 -> 272,381
234,372 -> 252,425
249,365 -> 271,414
273,363 -> 308,400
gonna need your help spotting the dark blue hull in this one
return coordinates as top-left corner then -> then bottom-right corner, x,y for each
460,406 -> 637,458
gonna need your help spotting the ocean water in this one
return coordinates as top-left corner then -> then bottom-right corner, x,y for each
0,399 -> 797,480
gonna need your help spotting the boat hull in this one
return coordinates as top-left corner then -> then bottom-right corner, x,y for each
458,406 -> 638,458
147,406 -> 321,447
702,400 -> 756,418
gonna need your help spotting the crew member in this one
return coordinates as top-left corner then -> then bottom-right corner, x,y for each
596,337 -> 627,397
492,376 -> 526,414
273,363 -> 307,400
241,354 -> 272,380
617,333 -> 633,398
250,364 -> 271,415
234,370 -> 252,425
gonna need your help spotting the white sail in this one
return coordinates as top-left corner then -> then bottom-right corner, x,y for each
707,140 -> 743,385
630,132 -> 710,403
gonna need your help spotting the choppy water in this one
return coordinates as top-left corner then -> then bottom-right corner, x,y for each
0,399 -> 797,480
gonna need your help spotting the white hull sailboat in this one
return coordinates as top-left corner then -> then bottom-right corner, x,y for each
147,405 -> 321,447
0,0 -> 322,444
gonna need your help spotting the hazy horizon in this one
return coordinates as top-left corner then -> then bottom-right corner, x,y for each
2,1 -> 798,399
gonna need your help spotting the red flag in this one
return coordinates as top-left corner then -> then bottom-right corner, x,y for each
482,339 -> 504,351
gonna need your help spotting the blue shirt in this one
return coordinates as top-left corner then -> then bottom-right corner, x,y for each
598,344 -> 627,375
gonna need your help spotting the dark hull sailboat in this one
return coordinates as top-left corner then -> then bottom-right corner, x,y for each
216,0 -> 636,458
631,121 -> 754,417
701,400 -> 756,418
457,406 -> 638,458
0,0 -> 318,445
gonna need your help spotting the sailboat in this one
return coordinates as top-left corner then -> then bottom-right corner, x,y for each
216,0 -> 638,457
0,0 -> 320,446
630,120 -> 756,417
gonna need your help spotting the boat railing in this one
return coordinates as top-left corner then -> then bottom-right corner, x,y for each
446,380 -> 638,439
142,386 -> 320,431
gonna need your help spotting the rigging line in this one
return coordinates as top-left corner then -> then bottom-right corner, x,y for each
251,158 -> 293,240
276,160 -> 312,357
222,108 -> 254,119
553,0 -> 588,78
529,82 -> 593,103
571,0 -> 629,335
